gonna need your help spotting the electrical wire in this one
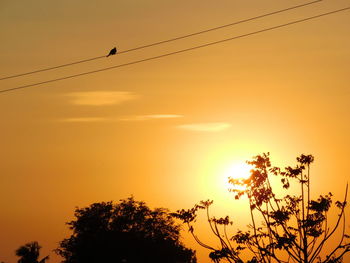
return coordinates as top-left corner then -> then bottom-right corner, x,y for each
0,0 -> 323,81
0,6 -> 349,94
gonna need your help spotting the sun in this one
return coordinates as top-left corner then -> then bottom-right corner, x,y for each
222,162 -> 252,191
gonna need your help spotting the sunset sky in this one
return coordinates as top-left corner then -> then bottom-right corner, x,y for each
1,0 -> 350,262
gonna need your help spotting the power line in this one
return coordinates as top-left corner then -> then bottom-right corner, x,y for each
1,6 -> 349,94
0,55 -> 106,81
0,0 -> 323,81
117,0 -> 323,54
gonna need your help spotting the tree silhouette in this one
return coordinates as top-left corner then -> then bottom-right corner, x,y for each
173,153 -> 350,263
56,196 -> 196,263
15,241 -> 49,263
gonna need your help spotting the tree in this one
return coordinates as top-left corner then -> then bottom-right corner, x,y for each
56,196 -> 196,263
15,241 -> 49,263
173,153 -> 349,263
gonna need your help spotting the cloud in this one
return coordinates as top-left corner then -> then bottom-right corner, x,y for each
66,91 -> 137,106
144,114 -> 183,119
119,114 -> 183,121
59,114 -> 183,123
177,122 -> 232,132
60,117 -> 109,122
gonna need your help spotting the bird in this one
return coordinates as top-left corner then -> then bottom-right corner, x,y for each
106,47 -> 117,57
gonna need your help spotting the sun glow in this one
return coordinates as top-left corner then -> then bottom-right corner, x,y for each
223,162 -> 252,191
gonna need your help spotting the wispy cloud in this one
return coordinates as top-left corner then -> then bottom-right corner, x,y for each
60,117 -> 109,122
58,114 -> 183,123
177,122 -> 232,132
144,114 -> 183,119
66,91 -> 138,106
119,114 -> 183,121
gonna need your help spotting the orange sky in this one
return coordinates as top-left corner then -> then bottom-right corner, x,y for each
1,0 -> 350,262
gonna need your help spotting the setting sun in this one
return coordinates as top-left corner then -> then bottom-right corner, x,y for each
223,162 -> 252,191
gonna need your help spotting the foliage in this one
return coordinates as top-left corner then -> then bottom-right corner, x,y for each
56,196 -> 196,263
173,153 -> 350,263
15,241 -> 49,263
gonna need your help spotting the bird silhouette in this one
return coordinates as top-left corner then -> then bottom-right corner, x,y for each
107,47 -> 117,57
